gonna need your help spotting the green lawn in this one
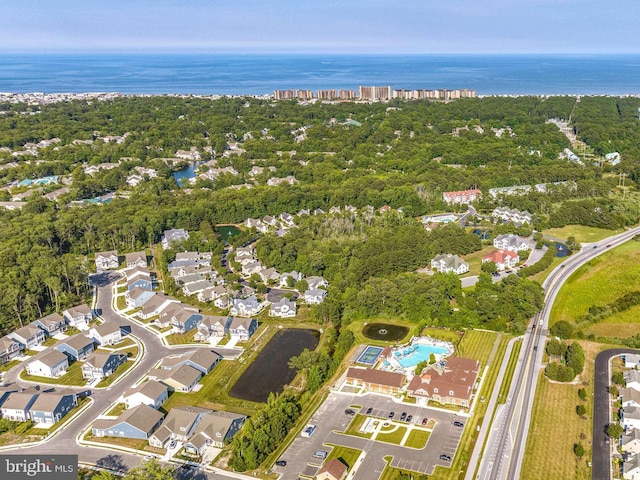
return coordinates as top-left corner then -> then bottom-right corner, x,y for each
95,360 -> 135,388
404,429 -> 430,449
342,414 -> 373,439
529,255 -> 565,284
497,339 -> 522,405
420,328 -> 462,345
326,446 -> 361,470
458,330 -> 499,365
376,425 -> 407,445
550,240 -> 640,338
165,329 -> 198,345
461,245 -> 498,277
543,225 -> 624,243
0,360 -> 20,373
106,403 -> 126,416
20,361 -> 87,386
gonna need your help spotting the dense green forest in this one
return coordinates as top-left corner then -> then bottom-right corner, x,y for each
0,94 -> 638,334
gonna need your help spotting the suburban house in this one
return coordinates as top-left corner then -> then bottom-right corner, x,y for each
430,254 -> 470,275
229,296 -> 262,317
29,393 -> 77,425
625,370 -> 640,392
492,207 -> 532,225
242,261 -> 264,277
269,298 -> 297,318
197,285 -> 227,303
125,287 -> 156,309
182,411 -> 246,453
307,276 -> 329,290
126,267 -> 153,292
92,404 -> 164,440
89,322 -> 123,346
0,392 -> 38,422
624,454 -> 640,480
623,406 -> 640,431
315,458 -> 348,480
138,293 -> 180,320
159,349 -> 222,375
345,368 -> 406,395
279,212 -> 295,226
622,389 -> 640,409
304,289 -> 327,305
148,365 -> 203,393
7,324 -> 46,350
213,296 -> 229,310
123,380 -> 169,410
56,335 -> 95,361
33,312 -> 67,336
488,185 -> 532,199
125,251 -> 147,269
149,406 -> 209,448
161,228 -> 189,250
279,271 -> 302,287
25,349 -> 69,378
62,304 -> 92,331
623,429 -> 640,455
442,189 -> 481,205
95,251 -> 119,271
493,234 -> 530,252
259,267 -> 281,284
0,336 -> 23,364
625,354 -> 640,369
156,303 -> 191,329
228,317 -> 258,341
195,316 -> 230,342
82,352 -> 127,381
406,357 -> 480,407
183,279 -> 215,297
168,307 -> 203,334
482,250 -> 520,271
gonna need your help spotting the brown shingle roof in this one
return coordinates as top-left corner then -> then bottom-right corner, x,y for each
346,367 -> 405,388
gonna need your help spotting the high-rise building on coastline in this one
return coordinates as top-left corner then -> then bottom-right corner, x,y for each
297,90 -> 314,100
339,89 -> 356,100
317,89 -> 337,100
274,89 -> 296,100
358,85 -> 392,101
393,88 -> 477,100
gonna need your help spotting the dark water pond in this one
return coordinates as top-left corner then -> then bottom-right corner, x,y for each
171,162 -> 199,186
229,328 -> 320,403
362,323 -> 409,341
555,242 -> 570,257
217,225 -> 241,242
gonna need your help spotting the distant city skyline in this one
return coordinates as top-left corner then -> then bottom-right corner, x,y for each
1,0 -> 639,54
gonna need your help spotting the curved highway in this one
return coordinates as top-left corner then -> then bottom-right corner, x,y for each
476,226 -> 640,480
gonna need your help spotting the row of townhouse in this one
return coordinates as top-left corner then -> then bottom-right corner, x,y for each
167,251 -> 223,297
0,386 -> 82,425
95,250 -> 148,272
245,211 -> 296,236
621,357 -> 640,479
442,182 -> 576,205
491,207 -> 532,225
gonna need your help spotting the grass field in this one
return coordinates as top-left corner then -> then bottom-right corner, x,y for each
20,361 -> 87,386
343,414 -> 373,439
497,339 -> 522,405
543,225 -> 624,243
458,330 -> 499,365
376,426 -> 407,445
521,341 -> 612,480
405,429 -> 430,449
420,328 -> 462,345
550,241 -> 640,338
529,255 -> 565,284
326,445 -> 361,470
461,246 -> 498,277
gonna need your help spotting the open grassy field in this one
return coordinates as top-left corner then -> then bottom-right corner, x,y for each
20,361 -> 87,386
420,327 -> 463,345
458,330 -> 499,365
343,414 -> 373,439
326,445 -> 361,470
549,240 -> 640,337
461,245 -> 498,277
543,225 -> 624,243
405,429 -> 430,449
521,341 -> 612,480
376,425 -> 408,445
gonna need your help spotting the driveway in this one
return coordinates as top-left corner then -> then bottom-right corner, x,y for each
274,392 -> 463,480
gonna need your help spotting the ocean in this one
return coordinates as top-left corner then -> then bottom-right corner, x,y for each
0,54 -> 639,96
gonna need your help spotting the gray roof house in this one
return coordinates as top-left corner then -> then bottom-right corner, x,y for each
168,307 -> 203,334
125,251 -> 147,269
183,279 -> 215,296
0,392 -> 38,422
159,349 -> 222,375
29,392 -> 77,425
228,317 -> 258,341
194,315 -> 231,342
126,267 -> 153,293
138,293 -> 180,320
125,287 -> 156,309
259,267 -> 281,284
623,428 -> 640,456
279,271 -> 302,287
623,406 -> 640,431
123,380 -> 169,410
269,298 -> 297,318
148,406 -> 210,448
622,388 -> 640,409
56,335 -> 95,361
95,250 -> 118,271
197,285 -> 227,303
149,364 -> 202,393
430,254 -> 470,275
306,276 -> 329,289
303,288 -> 327,305
7,324 -> 46,350
62,304 -> 92,331
183,411 -> 246,452
625,370 -> 640,391
25,349 -> 69,378
625,354 -> 640,369
82,352 -> 127,381
624,453 -> 640,480
89,322 -> 123,346
229,296 -> 262,317
161,228 -> 189,250
92,404 -> 164,440
33,313 -> 67,336
493,234 -> 531,252
0,335 -> 22,364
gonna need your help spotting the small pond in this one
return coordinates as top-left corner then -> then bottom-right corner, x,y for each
171,162 -> 199,186
362,323 -> 410,341
229,328 -> 320,403
472,229 -> 491,240
217,225 -> 241,243
555,242 -> 570,257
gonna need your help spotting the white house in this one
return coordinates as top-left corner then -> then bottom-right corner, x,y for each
306,276 -> 329,290
623,429 -> 640,456
430,254 -> 469,275
623,406 -> 640,431
89,322 -> 123,346
269,298 -> 297,318
123,380 -> 169,410
625,354 -> 640,369
304,289 -> 327,304
230,296 -> 263,317
624,453 -> 640,480
493,234 -> 530,252
25,349 -> 69,378
63,304 -> 92,331
95,251 -> 118,272
625,370 -> 640,392
482,250 -> 520,271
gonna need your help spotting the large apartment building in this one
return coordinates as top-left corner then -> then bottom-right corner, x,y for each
358,85 -> 392,101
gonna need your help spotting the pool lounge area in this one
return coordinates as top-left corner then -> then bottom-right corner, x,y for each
383,337 -> 454,371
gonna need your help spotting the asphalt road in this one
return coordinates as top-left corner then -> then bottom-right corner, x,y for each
592,349 -> 639,480
0,271 -> 246,480
474,226 -> 640,480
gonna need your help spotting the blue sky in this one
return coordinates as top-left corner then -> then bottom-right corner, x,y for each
1,0 -> 638,54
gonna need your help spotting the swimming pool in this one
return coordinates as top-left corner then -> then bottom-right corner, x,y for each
395,344 -> 450,368
357,346 -> 384,365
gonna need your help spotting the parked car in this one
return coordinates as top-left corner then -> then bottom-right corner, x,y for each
275,460 -> 287,467
453,421 -> 464,427
302,425 -> 317,437
345,409 -> 355,416
313,450 -> 328,459
400,412 -> 407,421
388,411 -> 395,419
440,454 -> 451,461
406,415 -> 413,422
169,440 -> 177,449
422,418 -> 428,426
366,407 -> 373,415
605,436 -> 610,444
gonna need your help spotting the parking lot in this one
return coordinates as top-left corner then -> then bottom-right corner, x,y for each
273,392 -> 467,479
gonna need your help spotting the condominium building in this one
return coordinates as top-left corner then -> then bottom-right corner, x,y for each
317,89 -> 337,100
338,89 -> 356,100
358,85 -> 392,101
297,90 -> 314,100
273,90 -> 296,100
